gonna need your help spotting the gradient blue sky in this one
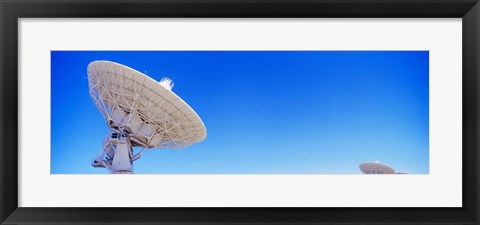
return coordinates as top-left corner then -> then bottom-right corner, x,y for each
51,51 -> 429,174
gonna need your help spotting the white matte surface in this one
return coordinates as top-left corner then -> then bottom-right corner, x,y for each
18,18 -> 462,207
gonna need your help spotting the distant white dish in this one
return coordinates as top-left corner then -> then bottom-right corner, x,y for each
359,161 -> 396,174
88,60 -> 206,174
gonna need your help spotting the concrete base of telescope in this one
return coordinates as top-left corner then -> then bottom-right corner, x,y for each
92,131 -> 135,174
110,142 -> 134,174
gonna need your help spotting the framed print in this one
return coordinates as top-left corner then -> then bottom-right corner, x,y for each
1,0 -> 479,224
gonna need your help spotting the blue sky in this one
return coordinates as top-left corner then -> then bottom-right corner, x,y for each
51,51 -> 429,174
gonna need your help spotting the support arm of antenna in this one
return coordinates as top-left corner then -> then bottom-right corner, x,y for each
101,160 -> 115,173
132,148 -> 147,162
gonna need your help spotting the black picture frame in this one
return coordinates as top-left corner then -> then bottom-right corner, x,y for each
1,0 -> 479,224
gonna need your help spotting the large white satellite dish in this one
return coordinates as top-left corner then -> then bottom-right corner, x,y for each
88,60 -> 206,174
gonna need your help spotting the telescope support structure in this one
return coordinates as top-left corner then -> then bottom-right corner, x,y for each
92,130 -> 138,174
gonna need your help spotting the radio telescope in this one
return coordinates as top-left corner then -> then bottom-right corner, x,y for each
359,161 -> 395,174
87,60 -> 206,174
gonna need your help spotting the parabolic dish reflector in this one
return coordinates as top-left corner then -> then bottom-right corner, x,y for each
359,161 -> 395,174
87,60 -> 206,149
